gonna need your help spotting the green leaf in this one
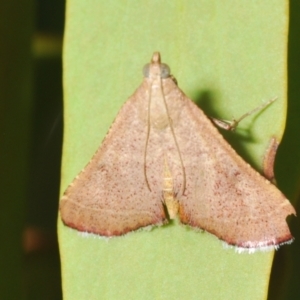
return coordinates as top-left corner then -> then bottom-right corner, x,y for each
59,1 -> 290,299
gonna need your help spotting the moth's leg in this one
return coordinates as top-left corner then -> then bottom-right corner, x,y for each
263,136 -> 279,183
210,97 -> 277,131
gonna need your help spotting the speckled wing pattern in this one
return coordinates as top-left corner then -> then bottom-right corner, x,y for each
60,52 -> 295,250
174,94 -> 295,249
60,81 -> 169,236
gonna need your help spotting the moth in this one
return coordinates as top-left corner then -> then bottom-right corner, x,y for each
60,52 -> 295,251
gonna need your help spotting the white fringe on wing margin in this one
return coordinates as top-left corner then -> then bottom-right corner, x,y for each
77,224 -> 158,240
78,230 -> 110,241
223,238 -> 294,254
74,226 -> 294,254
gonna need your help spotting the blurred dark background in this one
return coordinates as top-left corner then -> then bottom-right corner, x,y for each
0,0 -> 64,299
0,1 -> 299,300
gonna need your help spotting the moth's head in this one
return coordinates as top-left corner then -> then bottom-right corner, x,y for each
143,52 -> 171,80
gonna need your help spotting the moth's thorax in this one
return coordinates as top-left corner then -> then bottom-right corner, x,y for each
145,77 -> 183,130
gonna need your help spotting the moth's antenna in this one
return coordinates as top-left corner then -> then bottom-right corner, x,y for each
144,81 -> 152,191
160,78 -> 187,195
